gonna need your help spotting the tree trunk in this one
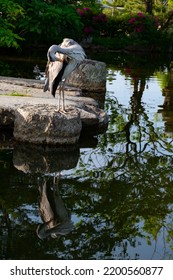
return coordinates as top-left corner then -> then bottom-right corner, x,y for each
145,0 -> 153,14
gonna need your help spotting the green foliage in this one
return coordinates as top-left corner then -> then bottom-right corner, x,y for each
76,0 -> 102,13
0,0 -> 173,50
102,0 -> 146,16
0,0 -> 24,48
168,0 -> 173,8
16,0 -> 83,45
0,25 -> 23,48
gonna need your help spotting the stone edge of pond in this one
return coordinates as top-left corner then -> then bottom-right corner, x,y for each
0,76 -> 108,146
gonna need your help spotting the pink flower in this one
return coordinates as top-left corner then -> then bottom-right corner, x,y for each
83,7 -> 91,12
129,18 -> 136,24
136,26 -> 143,33
76,8 -> 85,17
84,26 -> 93,34
137,12 -> 145,18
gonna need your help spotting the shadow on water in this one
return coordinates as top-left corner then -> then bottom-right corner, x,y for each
1,52 -> 173,259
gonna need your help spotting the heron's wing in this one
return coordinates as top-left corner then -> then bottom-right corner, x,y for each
60,45 -> 86,61
48,44 -> 86,62
38,181 -> 54,223
51,60 -> 68,97
43,61 -> 64,97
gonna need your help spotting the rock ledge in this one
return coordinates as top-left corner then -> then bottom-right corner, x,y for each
14,105 -> 82,145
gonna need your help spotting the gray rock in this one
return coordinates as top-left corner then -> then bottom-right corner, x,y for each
79,104 -> 108,135
66,59 -> 106,92
14,105 -> 82,145
0,108 -> 15,127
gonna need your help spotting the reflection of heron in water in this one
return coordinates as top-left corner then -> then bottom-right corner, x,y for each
44,38 -> 86,112
37,176 -> 73,239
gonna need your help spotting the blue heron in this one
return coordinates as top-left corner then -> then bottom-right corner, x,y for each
44,38 -> 86,111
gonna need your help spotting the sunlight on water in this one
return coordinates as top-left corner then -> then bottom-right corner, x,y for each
107,70 -> 164,120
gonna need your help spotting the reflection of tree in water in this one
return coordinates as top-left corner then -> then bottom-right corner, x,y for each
123,76 -> 146,154
73,71 -> 173,259
158,62 -> 173,134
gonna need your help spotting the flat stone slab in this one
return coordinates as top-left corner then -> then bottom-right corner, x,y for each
0,77 -> 108,145
14,105 -> 82,145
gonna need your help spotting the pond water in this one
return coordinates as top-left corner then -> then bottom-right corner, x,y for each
0,52 -> 173,260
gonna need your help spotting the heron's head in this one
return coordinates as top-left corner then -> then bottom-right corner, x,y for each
61,38 -> 76,47
47,44 -> 62,62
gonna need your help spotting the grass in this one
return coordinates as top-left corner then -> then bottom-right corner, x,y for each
2,90 -> 32,97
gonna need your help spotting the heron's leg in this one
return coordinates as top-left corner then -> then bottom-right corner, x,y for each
61,79 -> 66,112
62,83 -> 65,112
58,84 -> 62,111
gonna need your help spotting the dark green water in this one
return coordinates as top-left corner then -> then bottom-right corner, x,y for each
0,52 -> 173,259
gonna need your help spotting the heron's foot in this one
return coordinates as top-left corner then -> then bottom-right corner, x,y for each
57,107 -> 67,114
60,109 -> 67,114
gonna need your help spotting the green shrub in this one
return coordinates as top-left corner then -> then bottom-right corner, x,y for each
17,1 -> 83,45
128,12 -> 159,41
76,7 -> 108,37
0,0 -> 24,48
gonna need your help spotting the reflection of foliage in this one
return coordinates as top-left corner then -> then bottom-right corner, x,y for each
68,65 -> 173,259
155,70 -> 170,89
